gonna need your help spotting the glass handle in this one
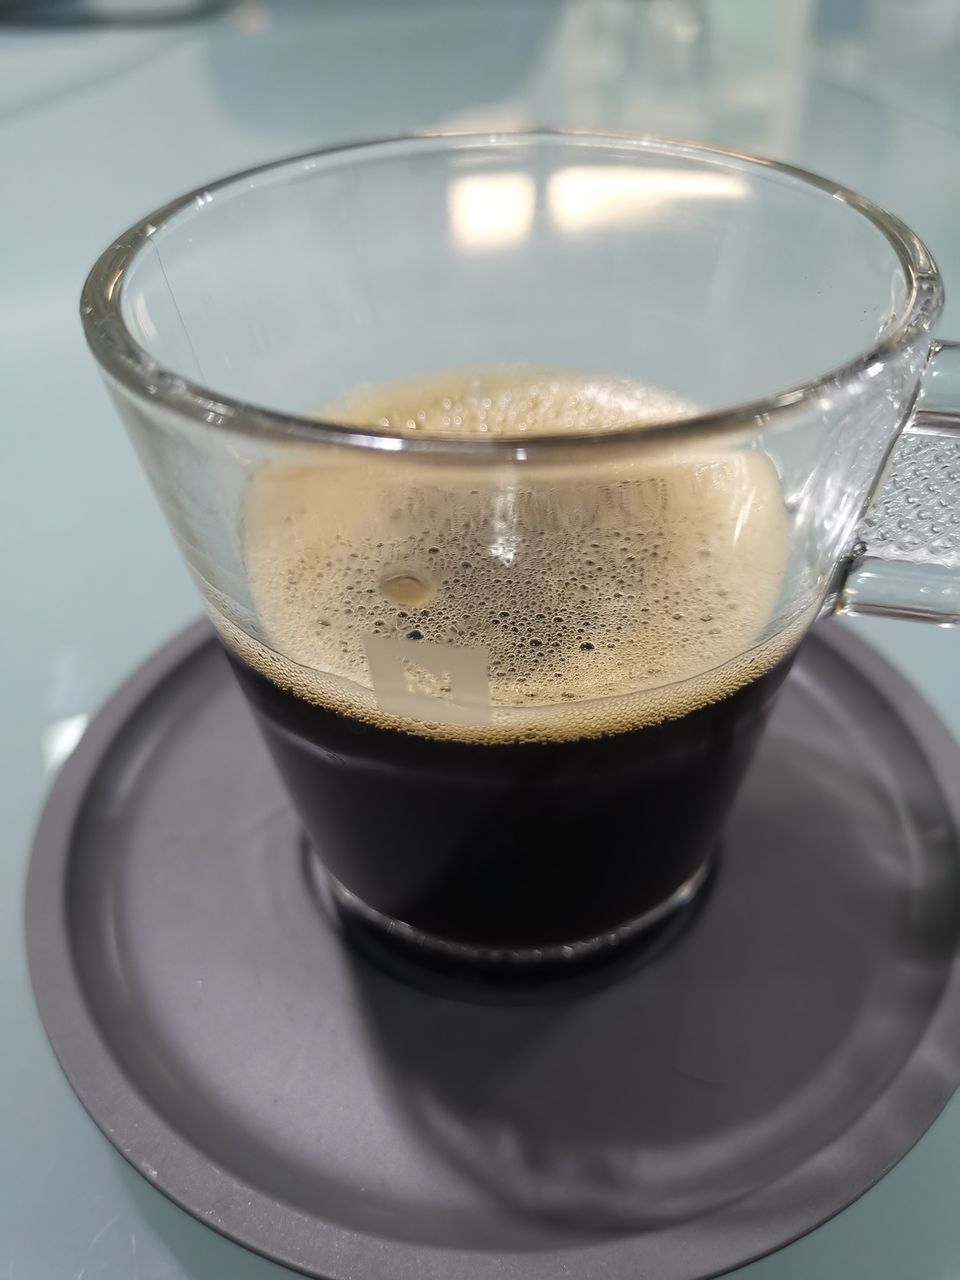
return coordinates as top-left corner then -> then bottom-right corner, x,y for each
838,340 -> 960,623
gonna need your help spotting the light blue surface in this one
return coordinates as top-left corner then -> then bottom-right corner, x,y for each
2,3 -> 959,1277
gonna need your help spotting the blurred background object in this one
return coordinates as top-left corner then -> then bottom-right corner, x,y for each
0,0 -> 227,24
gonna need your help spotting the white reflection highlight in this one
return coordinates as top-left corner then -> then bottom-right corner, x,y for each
548,167 -> 747,232
488,489 -> 520,566
42,714 -> 88,773
448,173 -> 536,251
133,294 -> 157,341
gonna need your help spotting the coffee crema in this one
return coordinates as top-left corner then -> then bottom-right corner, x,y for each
218,369 -> 796,745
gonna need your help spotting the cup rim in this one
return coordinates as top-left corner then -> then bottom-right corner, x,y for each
81,130 -> 944,457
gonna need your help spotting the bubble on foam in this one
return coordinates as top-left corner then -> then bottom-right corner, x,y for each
216,369 -> 799,742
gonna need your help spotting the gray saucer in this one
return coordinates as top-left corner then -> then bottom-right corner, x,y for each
25,621 -> 960,1280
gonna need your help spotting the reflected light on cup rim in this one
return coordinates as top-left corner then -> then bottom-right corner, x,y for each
133,293 -> 157,342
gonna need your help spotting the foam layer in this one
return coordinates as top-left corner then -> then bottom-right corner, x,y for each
218,370 -> 798,742
326,368 -> 697,438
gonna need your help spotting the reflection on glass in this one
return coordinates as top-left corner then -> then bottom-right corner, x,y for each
548,166 -> 746,232
447,173 -> 536,251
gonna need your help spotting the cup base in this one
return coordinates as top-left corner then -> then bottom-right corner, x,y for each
309,854 -> 714,972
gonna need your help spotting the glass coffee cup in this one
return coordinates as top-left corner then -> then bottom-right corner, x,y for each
82,133 -> 960,968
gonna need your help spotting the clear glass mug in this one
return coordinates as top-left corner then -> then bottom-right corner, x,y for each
82,133 -> 960,970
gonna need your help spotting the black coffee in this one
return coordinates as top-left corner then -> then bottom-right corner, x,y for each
217,370 -> 797,955
229,648 -> 794,948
